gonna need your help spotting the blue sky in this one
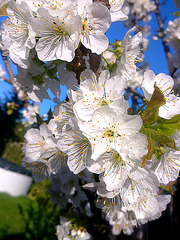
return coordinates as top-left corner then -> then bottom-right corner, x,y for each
0,0 -> 178,115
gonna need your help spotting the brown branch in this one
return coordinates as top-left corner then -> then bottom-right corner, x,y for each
0,46 -> 31,110
0,45 -> 16,85
154,0 -> 174,76
89,52 -> 103,79
127,87 -> 144,100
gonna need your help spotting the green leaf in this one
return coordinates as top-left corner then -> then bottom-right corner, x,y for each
173,11 -> 180,17
160,183 -> 175,195
141,84 -> 166,126
154,146 -> 167,161
144,128 -> 177,150
149,114 -> 180,136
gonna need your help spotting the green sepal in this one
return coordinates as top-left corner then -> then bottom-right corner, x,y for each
44,66 -> 57,79
53,59 -> 64,65
66,62 -> 74,72
36,113 -> 45,125
32,57 -> 44,66
140,84 -> 166,126
54,76 -> 60,82
160,183 -> 175,195
107,62 -> 117,73
31,73 -> 44,86
149,114 -> 180,136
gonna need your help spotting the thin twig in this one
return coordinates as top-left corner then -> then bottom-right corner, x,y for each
127,87 -> 144,100
154,0 -> 175,76
0,46 -> 15,85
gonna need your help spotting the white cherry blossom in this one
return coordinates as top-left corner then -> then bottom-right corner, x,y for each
78,106 -> 143,160
56,216 -> 90,240
57,62 -> 78,90
58,118 -> 93,174
2,0 -> 36,68
131,0 -> 156,21
22,123 -> 66,182
166,18 -> 180,51
17,0 -> 73,13
73,69 -> 128,122
22,104 -> 39,125
76,1 -> 111,54
49,165 -> 87,207
120,170 -> 159,205
48,101 -> 75,137
109,0 -> 128,22
93,133 -> 148,191
154,150 -> 180,185
29,7 -> 81,62
116,27 -> 142,80
16,59 -> 57,102
125,193 -> 171,224
142,70 -> 180,119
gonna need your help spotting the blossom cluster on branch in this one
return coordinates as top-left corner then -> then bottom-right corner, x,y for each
0,0 -> 180,239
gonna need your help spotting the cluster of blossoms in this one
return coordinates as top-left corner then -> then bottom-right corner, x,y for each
165,3 -> 180,94
124,0 -> 156,22
22,66 -> 180,237
1,0 -> 128,102
22,103 -> 40,125
1,0 -> 126,67
56,216 -> 91,240
166,14 -> 180,75
1,0 -> 180,238
120,0 -> 156,73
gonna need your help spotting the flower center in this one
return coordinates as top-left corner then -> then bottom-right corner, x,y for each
35,0 -> 63,10
103,126 -> 117,142
81,17 -> 92,36
111,151 -> 125,167
95,97 -> 112,107
110,0 -> 120,11
51,22 -> 68,37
